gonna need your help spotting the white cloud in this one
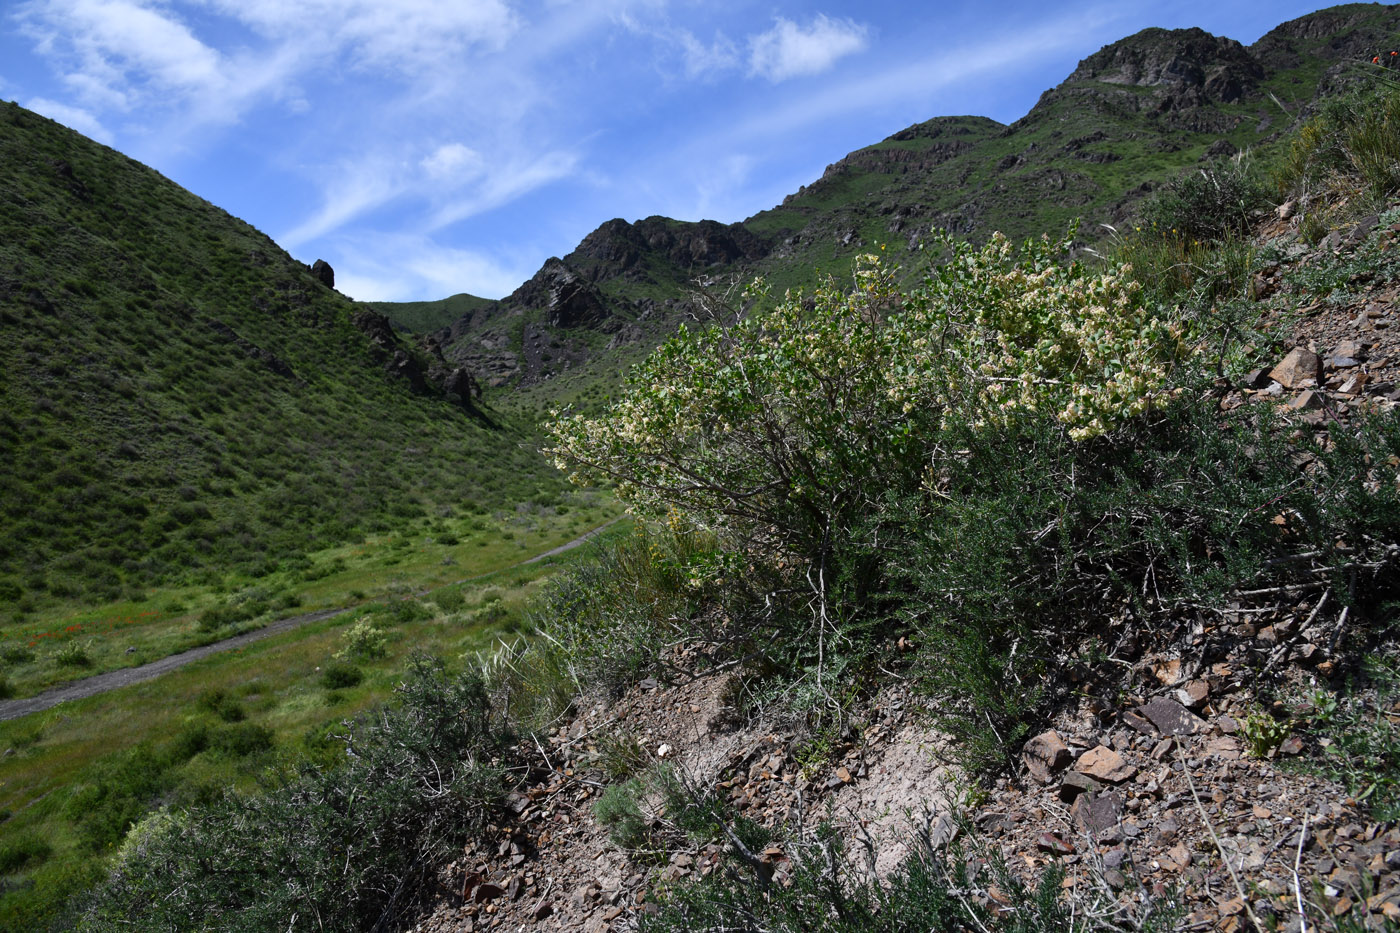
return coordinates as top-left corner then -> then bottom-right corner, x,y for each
19,0 -> 226,105
676,29 -> 739,79
281,145 -> 577,250
332,233 -> 534,301
280,154 -> 407,248
421,143 -> 484,181
26,96 -> 114,142
199,0 -> 518,73
428,150 -> 579,230
748,14 -> 868,82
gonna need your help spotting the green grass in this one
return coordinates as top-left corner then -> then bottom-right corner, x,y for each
362,291 -> 496,333
0,520 -> 629,930
0,489 -> 620,699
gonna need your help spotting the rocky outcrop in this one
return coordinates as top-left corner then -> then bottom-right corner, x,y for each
443,367 -> 481,403
568,217 -> 771,283
508,259 -> 610,329
353,309 -> 428,393
310,259 -> 334,289
1069,27 -> 1265,103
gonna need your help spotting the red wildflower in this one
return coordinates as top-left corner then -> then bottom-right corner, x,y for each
1374,56 -> 1381,63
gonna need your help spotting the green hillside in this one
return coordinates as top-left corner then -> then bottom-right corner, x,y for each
363,291 -> 495,333
0,101 -> 566,616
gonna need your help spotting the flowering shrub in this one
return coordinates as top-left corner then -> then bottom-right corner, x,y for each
547,230 -> 1187,560
335,618 -> 388,661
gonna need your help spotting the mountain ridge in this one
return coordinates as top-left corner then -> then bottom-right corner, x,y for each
409,2 -> 1400,396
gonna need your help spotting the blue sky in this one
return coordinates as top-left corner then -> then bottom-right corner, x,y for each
1,0 -> 1338,302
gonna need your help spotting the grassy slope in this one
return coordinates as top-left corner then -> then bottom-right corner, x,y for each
0,101 -> 570,620
363,291 -> 496,333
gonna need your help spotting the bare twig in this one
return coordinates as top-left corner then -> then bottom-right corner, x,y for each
1293,812 -> 1311,933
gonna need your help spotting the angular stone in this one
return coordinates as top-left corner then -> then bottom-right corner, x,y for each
1241,369 -> 1275,390
1072,790 -> 1124,834
1058,770 -> 1103,800
1338,373 -> 1369,395
1022,730 -> 1072,783
1270,348 -> 1323,389
1333,340 -> 1368,361
1162,843 -> 1192,871
1036,831 -> 1074,856
1138,697 -> 1204,736
1122,709 -> 1156,734
1289,389 -> 1323,410
1176,679 -> 1209,708
1204,736 -> 1242,760
1075,746 -> 1137,783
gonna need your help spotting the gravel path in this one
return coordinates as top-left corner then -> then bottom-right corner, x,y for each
0,519 -> 621,723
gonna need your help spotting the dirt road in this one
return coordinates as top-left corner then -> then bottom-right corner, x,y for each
0,519 -> 620,722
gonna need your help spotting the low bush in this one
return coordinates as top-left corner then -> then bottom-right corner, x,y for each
209,722 -> 274,758
335,617 -> 388,661
53,640 -> 92,667
196,689 -> 246,722
641,814 -> 1176,933
0,833 -> 52,874
319,662 -> 364,690
1278,80 -> 1400,201
1301,653 -> 1400,819
1139,159 -> 1268,243
77,657 -> 508,933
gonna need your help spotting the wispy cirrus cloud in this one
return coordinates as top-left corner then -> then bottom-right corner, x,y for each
748,14 -> 869,82
427,150 -> 580,231
197,0 -> 519,73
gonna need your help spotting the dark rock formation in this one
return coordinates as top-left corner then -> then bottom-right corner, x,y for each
510,259 -> 610,329
310,259 -> 334,288
353,309 -> 428,393
1069,27 -> 1265,103
443,367 -> 481,402
389,349 -> 427,394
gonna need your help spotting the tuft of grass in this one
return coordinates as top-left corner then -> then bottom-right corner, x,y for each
1278,81 -> 1400,202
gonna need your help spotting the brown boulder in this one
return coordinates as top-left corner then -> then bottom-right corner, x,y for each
1075,746 -> 1137,783
1269,347 -> 1322,388
1022,730 -> 1071,783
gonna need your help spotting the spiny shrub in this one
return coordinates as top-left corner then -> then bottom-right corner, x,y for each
77,657 -> 507,933
643,823 -> 1107,933
881,401 -> 1400,771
